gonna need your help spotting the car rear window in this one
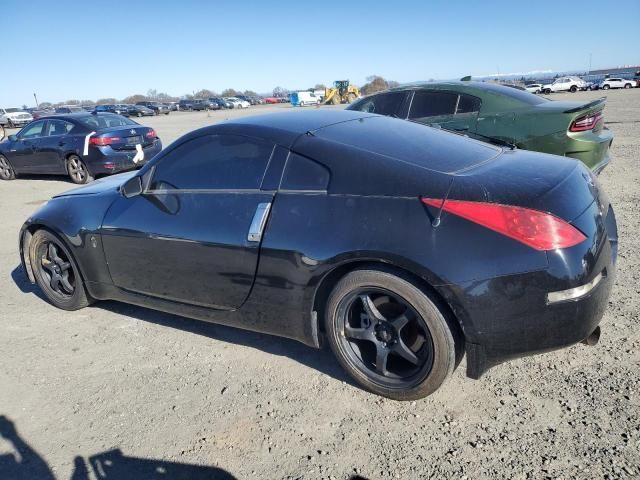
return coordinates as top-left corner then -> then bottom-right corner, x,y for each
313,115 -> 501,174
78,114 -> 136,130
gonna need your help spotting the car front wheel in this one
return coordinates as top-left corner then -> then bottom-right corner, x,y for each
603,85 -> 610,90
0,154 -> 15,180
325,269 -> 458,400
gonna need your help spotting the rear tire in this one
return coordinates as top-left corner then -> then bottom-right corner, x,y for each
624,83 -> 631,89
66,155 -> 93,184
544,88 -> 551,94
0,154 -> 16,180
325,269 -> 458,400
7,119 -> 14,128
29,229 -> 91,311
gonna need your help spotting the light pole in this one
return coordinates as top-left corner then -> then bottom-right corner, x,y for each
33,93 -> 39,109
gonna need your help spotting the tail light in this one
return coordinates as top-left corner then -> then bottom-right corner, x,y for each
421,198 -> 586,251
145,129 -> 157,138
89,136 -> 120,146
569,111 -> 603,132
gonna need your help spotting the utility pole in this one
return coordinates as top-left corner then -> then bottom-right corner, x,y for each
33,93 -> 39,108
589,53 -> 592,73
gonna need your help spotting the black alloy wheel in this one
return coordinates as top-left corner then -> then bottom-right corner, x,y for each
0,154 -> 15,180
29,230 -> 90,310
338,289 -> 434,380
326,269 -> 458,400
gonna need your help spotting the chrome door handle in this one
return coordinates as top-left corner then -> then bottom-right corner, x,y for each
247,202 -> 271,242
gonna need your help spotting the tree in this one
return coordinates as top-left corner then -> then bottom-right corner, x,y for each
96,98 -> 118,104
272,86 -> 289,98
64,99 -> 81,105
360,75 -> 397,95
81,99 -> 95,106
243,90 -> 257,96
221,88 -> 239,97
147,88 -> 158,100
121,94 -> 147,104
39,102 -> 52,109
194,89 -> 216,99
314,83 -> 327,90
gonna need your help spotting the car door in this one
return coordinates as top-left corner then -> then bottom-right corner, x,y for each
37,119 -> 74,173
101,133 -> 277,310
5,120 -> 47,172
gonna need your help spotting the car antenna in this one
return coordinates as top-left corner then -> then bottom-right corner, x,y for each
432,177 -> 455,228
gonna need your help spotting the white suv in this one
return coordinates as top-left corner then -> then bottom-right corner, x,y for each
542,76 -> 587,93
598,78 -> 635,90
0,107 -> 33,128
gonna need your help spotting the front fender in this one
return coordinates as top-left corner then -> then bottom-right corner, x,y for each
18,193 -> 118,289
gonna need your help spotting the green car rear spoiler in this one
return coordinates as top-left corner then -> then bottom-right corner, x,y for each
563,97 -> 606,113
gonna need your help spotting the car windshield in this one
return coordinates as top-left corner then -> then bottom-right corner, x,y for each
77,114 -> 136,130
6,108 -> 20,113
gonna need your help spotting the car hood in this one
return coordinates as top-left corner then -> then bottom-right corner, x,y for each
4,111 -> 31,118
54,171 -> 136,198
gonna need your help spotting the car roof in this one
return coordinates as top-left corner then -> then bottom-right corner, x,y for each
207,110 -> 371,146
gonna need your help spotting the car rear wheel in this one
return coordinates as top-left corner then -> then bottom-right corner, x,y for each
66,155 -> 93,184
0,154 -> 15,180
29,229 -> 91,310
624,83 -> 631,89
7,119 -> 14,128
325,269 -> 458,400
544,89 -> 551,94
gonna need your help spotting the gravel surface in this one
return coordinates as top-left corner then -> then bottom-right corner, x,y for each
0,94 -> 638,479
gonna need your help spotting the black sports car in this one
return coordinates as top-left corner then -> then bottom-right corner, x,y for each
0,113 -> 161,184
18,110 -> 617,400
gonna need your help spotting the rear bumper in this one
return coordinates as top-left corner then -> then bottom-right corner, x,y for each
566,127 -> 614,172
86,139 -> 162,175
439,201 -> 618,379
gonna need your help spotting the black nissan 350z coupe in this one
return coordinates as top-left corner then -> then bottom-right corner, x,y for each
18,110 -> 617,400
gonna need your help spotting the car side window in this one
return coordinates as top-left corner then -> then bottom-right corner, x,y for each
353,92 -> 408,118
149,134 -> 275,191
280,153 -> 330,191
46,120 -> 74,136
408,91 -> 458,121
18,121 -> 46,139
456,94 -> 481,114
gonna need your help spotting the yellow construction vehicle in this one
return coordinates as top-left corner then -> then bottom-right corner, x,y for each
323,80 -> 361,105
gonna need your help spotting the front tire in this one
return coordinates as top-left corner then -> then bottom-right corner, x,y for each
570,85 -> 577,93
603,84 -> 610,90
624,83 -> 631,89
0,154 -> 16,180
325,269 -> 458,400
66,155 -> 93,184
29,229 -> 91,311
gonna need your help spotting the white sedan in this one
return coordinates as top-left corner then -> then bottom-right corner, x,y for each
524,84 -> 543,94
225,97 -> 250,109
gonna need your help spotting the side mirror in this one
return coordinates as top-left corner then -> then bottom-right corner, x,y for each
8,134 -> 17,142
122,176 -> 143,198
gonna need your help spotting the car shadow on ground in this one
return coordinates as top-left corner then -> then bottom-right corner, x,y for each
0,415 -> 237,480
97,299 -> 356,387
10,265 -> 356,388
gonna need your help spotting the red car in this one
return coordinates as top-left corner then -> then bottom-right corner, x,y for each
264,97 -> 280,104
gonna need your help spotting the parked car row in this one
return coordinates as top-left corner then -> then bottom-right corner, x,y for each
526,75 -> 638,94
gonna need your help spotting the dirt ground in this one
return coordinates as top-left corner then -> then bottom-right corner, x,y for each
0,94 -> 638,480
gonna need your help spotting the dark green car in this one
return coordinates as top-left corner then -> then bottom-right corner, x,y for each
347,81 -> 613,173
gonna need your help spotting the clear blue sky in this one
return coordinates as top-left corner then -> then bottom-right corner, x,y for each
2,0 -> 639,105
